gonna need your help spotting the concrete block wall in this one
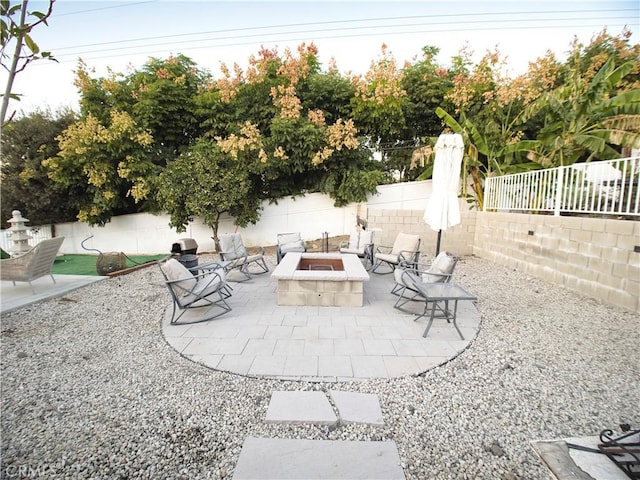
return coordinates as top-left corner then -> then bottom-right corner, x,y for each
366,200 -> 477,258
473,212 -> 640,313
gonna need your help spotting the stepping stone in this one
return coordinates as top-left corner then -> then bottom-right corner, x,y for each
330,390 -> 384,426
265,391 -> 337,426
233,437 -> 406,479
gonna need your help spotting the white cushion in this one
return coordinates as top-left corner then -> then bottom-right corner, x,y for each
278,233 -> 302,245
391,233 -> 419,255
181,268 -> 225,304
220,233 -> 247,260
359,230 -> 373,247
340,247 -> 364,255
342,230 -> 373,255
245,254 -> 264,263
395,267 -> 420,289
393,267 -> 406,286
422,252 -> 456,283
280,240 -> 305,254
161,258 -> 197,292
279,233 -> 305,254
375,252 -> 400,265
347,232 -> 360,249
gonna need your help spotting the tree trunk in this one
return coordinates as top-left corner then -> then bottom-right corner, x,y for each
1,1 -> 28,127
210,211 -> 221,253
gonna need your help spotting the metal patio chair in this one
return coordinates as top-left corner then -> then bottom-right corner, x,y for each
276,232 -> 307,263
218,233 -> 269,281
371,232 -> 420,274
391,251 -> 458,313
158,257 -> 231,324
339,229 -> 375,269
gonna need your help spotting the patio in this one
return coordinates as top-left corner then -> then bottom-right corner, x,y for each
161,256 -> 481,382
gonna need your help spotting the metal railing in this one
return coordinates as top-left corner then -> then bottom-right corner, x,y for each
0,225 -> 53,252
484,156 -> 640,217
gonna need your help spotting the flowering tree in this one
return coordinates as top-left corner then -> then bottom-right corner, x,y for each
44,110 -> 155,225
521,30 -> 640,165
75,54 -> 209,159
211,43 -> 385,207
45,55 -> 213,225
350,44 -> 408,146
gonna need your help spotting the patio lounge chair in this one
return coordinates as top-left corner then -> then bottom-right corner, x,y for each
276,232 -> 307,263
218,233 -> 269,281
0,237 -> 65,293
158,258 -> 231,324
339,229 -> 374,269
371,232 -> 420,274
392,251 -> 458,313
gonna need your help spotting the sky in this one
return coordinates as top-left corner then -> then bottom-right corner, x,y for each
3,0 -> 639,116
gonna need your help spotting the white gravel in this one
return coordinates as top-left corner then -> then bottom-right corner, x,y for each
1,255 -> 638,479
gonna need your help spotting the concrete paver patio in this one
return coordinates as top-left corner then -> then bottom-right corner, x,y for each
161,267 -> 481,381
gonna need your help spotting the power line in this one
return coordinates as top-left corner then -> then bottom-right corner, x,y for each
53,1 -> 157,17
46,20 -> 633,66
54,13 -> 633,58
51,8 -> 635,52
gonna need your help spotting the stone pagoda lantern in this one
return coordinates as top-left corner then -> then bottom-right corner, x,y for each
6,210 -> 32,256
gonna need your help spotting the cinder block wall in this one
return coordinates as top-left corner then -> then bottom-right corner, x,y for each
367,201 -> 477,257
473,212 -> 640,313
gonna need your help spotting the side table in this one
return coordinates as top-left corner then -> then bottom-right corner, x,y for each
412,282 -> 477,340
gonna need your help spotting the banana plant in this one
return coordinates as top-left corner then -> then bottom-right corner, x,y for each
431,107 -> 538,210
520,58 -> 640,167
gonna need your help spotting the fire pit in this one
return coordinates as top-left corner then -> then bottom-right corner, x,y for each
271,252 -> 369,307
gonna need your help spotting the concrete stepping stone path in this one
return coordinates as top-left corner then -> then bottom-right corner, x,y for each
233,437 -> 405,480
265,391 -> 338,426
234,390 -> 406,479
329,390 -> 384,426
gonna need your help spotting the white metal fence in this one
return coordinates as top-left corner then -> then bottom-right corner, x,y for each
484,156 -> 640,216
0,224 -> 54,252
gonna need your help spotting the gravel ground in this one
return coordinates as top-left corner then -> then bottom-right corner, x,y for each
1,254 -> 638,480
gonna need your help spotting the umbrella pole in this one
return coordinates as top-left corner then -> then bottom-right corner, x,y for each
435,230 -> 442,256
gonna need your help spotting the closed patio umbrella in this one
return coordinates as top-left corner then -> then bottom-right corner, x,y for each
423,133 -> 464,255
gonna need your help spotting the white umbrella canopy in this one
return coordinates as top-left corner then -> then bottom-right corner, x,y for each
423,133 -> 464,254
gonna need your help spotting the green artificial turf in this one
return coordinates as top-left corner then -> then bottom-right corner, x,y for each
52,254 -> 167,276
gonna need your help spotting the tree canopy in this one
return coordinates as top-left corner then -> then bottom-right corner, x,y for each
3,28 -> 637,229
0,108 -> 77,224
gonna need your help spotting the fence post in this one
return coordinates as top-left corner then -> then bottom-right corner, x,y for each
553,167 -> 564,216
484,177 -> 492,211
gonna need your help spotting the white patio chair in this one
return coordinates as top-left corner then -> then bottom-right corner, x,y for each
0,237 -> 65,293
